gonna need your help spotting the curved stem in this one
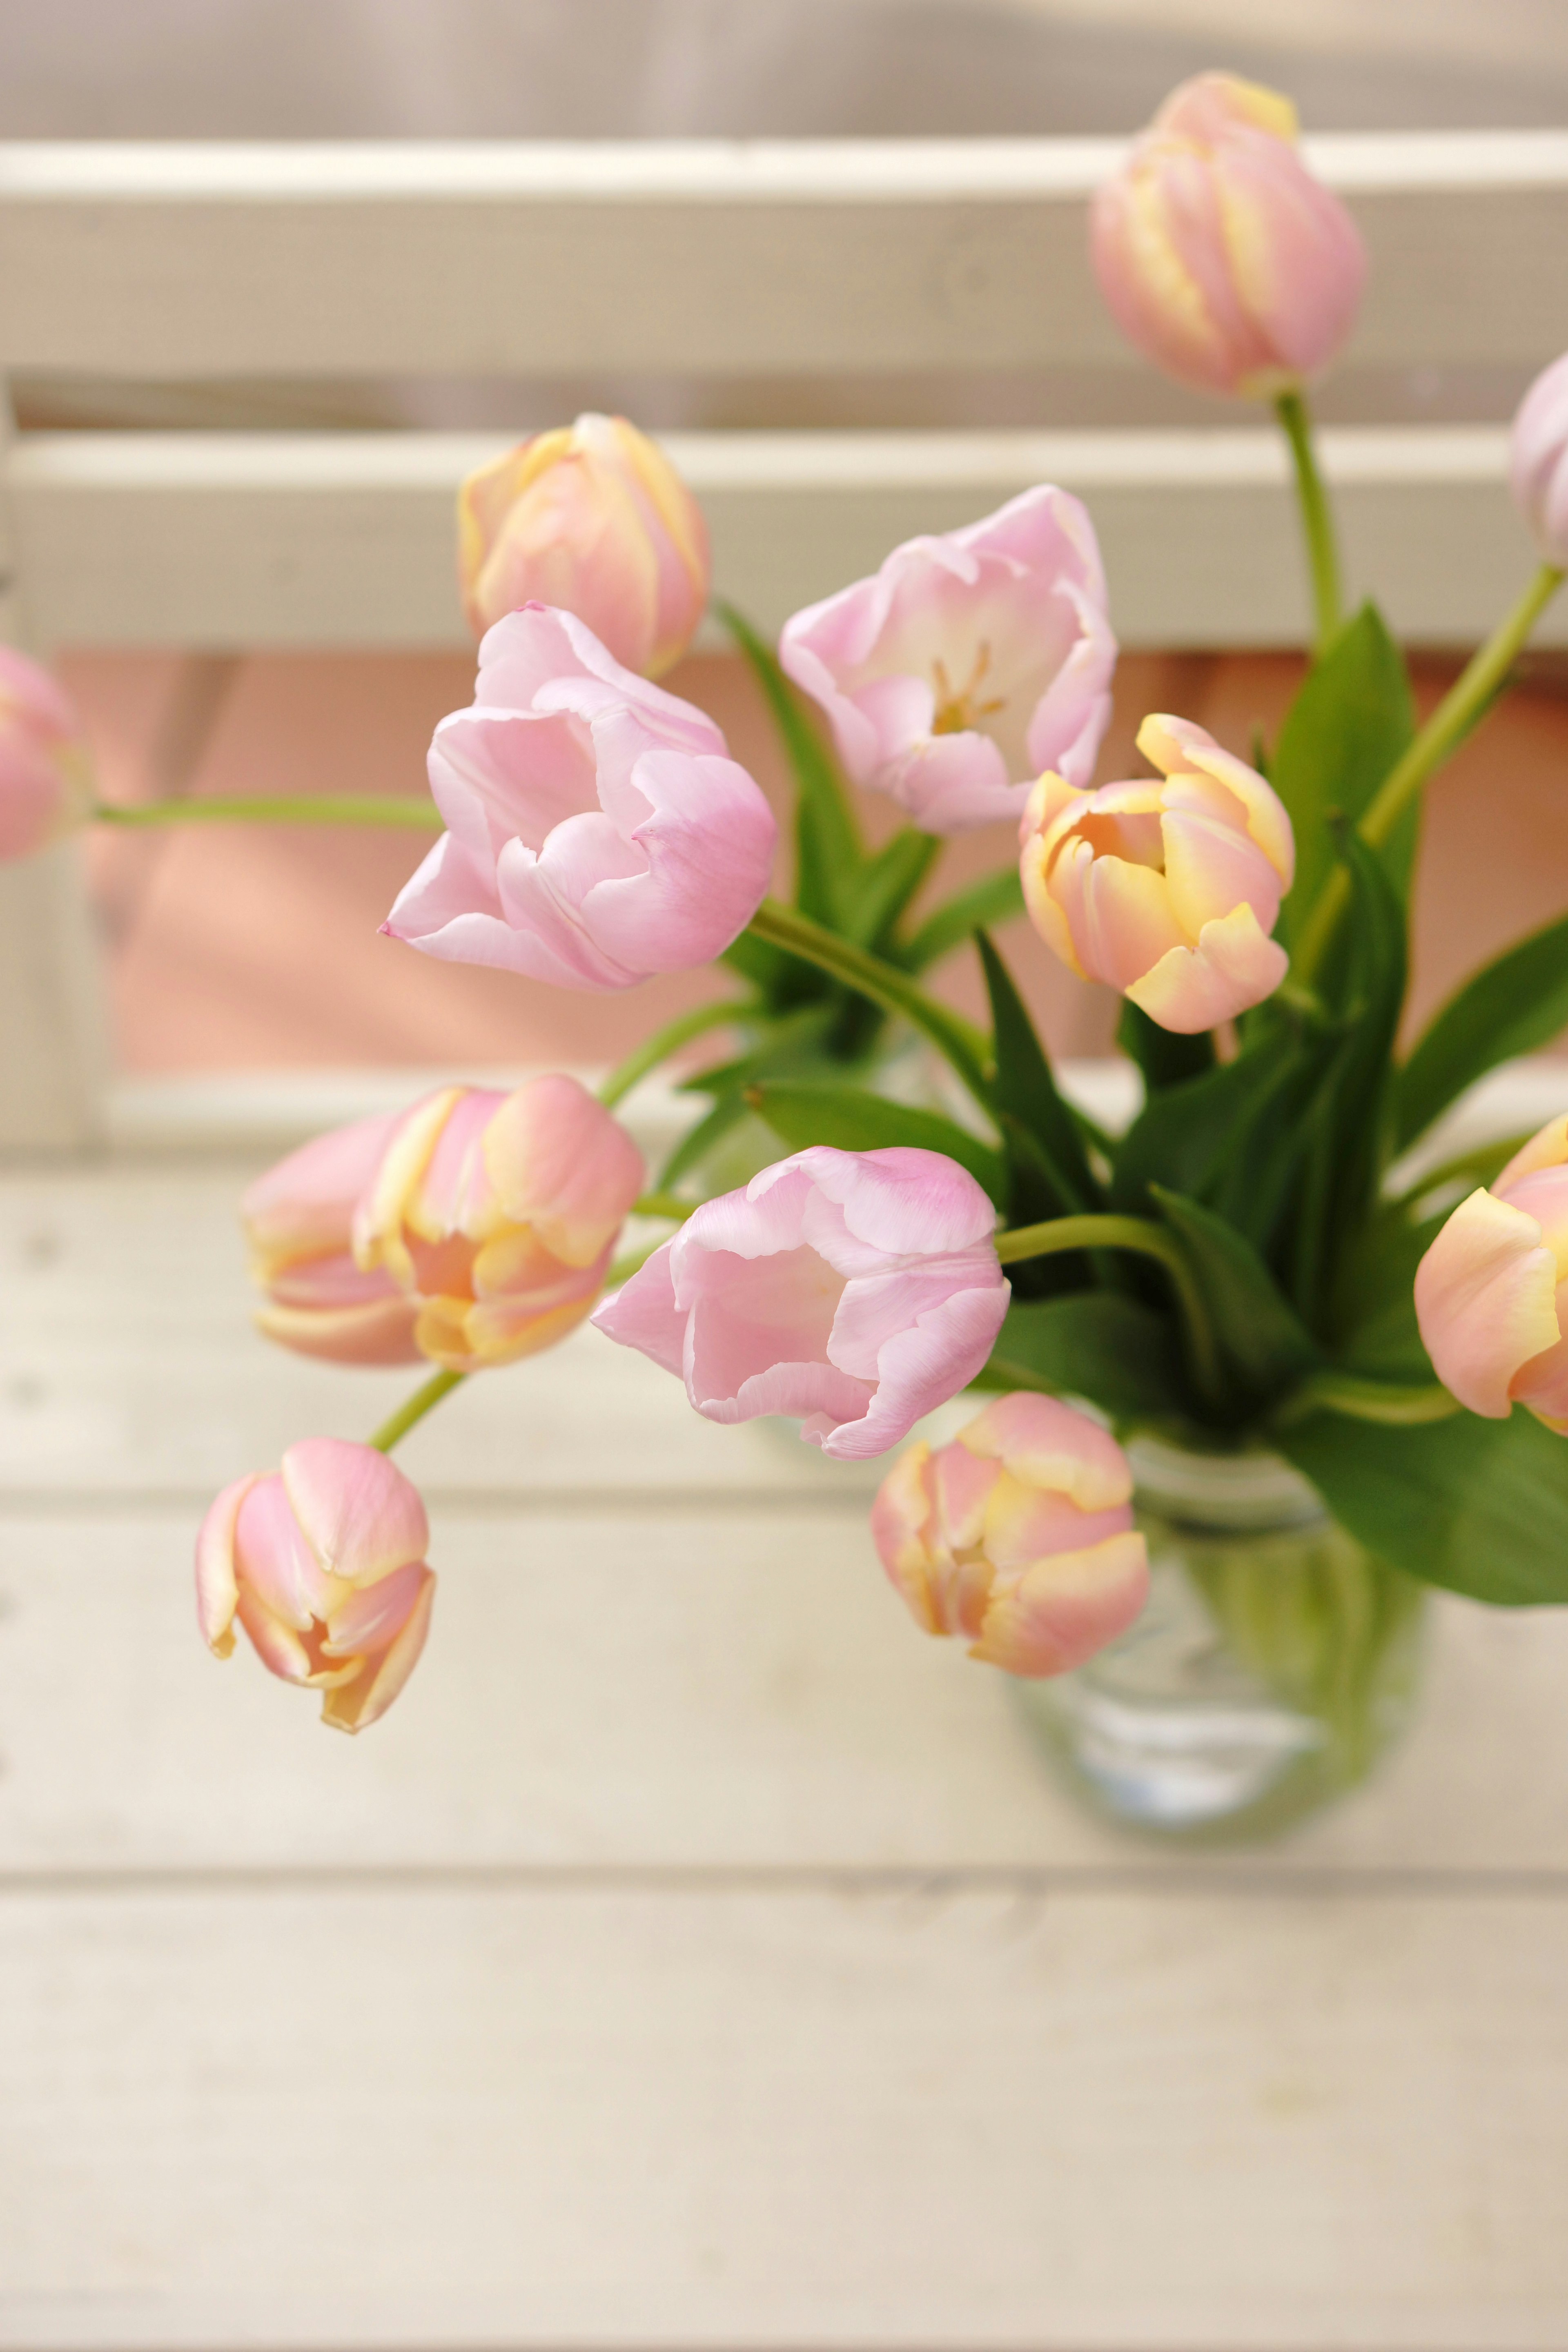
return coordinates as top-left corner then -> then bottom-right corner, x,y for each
1271,1370 -> 1460,1429
368,1367 -> 466,1453
1293,559 -> 1565,986
93,794 -> 444,830
1275,389 -> 1343,657
994,1214 -> 1223,1403
746,898 -> 993,1110
598,998 -> 748,1109
633,1191 -> 697,1223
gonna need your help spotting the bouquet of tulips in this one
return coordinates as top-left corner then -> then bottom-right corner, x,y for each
11,74 -> 1568,1740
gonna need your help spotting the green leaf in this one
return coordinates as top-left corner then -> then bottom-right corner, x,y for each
657,1091 -> 755,1191
1328,1206 -> 1444,1382
1116,999 -> 1213,1090
1278,1407 -> 1568,1606
976,930 -> 1098,1218
746,1081 -> 1007,1205
978,1292 -> 1185,1421
901,866 -> 1025,972
717,599 -> 864,932
1396,911 -> 1568,1149
1110,1029 -> 1314,1219
848,827 -> 943,953
1151,1185 -> 1320,1403
1271,602 -> 1416,947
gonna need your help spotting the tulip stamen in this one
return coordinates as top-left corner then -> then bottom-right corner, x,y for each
931,642 -> 1007,736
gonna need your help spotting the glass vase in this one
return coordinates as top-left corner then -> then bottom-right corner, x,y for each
1011,1436 -> 1428,1841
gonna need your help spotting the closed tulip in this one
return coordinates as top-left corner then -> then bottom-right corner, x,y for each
458,413 -> 710,675
1415,1115 -> 1568,1432
1091,73 -> 1366,401
779,486 -> 1116,833
196,1439 -> 436,1733
0,647 -> 93,862
592,1146 -> 1010,1461
243,1074 -> 645,1372
1509,353 -> 1568,570
871,1392 -> 1149,1675
1020,713 -> 1294,1033
384,604 -> 777,989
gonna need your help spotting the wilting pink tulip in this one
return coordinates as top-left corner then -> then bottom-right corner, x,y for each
593,1146 -> 1009,1460
384,604 -> 777,988
871,1392 -> 1148,1675
1415,1115 -> 1568,1432
197,1439 -> 436,1733
243,1074 -> 645,1372
458,414 -> 710,674
777,487 -> 1116,833
1091,73 -> 1366,400
0,648 -> 93,862
1021,713 -> 1294,1033
1509,354 -> 1568,570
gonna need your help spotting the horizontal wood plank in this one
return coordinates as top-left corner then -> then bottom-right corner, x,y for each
2,1882 -> 1566,2348
1,1506 -> 1566,1878
10,424 -> 1555,650
0,136 -> 1565,378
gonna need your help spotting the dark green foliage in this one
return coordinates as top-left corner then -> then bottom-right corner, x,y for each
1396,911 -> 1568,1149
1270,602 -> 1416,946
1151,1186 -> 1321,1406
747,1082 -> 1007,1204
975,930 -> 1098,1220
977,1292 -> 1186,1421
1116,999 -> 1213,1090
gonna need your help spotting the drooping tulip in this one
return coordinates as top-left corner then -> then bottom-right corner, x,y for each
777,486 -> 1116,833
1414,1115 -> 1568,1432
1091,73 -> 1366,401
196,1439 -> 436,1733
592,1146 -> 1010,1461
1509,353 -> 1568,570
0,647 -> 93,863
458,413 -> 710,674
1020,713 -> 1294,1033
383,604 -> 777,989
871,1392 -> 1149,1675
243,1074 -> 645,1372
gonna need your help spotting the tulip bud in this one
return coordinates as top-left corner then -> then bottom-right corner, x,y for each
779,486 -> 1116,834
593,1145 -> 1010,1461
196,1439 -> 436,1733
0,647 -> 93,862
1414,1115 -> 1568,1432
1509,353 -> 1568,570
1091,73 -> 1366,401
1020,713 -> 1294,1033
243,1074 -> 646,1372
457,413 -> 710,675
871,1392 -> 1148,1676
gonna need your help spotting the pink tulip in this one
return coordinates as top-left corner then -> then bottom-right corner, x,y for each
1091,73 -> 1366,400
244,1074 -> 645,1372
871,1392 -> 1149,1675
0,648 -> 93,862
1509,354 -> 1568,569
592,1146 -> 1010,1460
1414,1115 -> 1568,1432
777,487 -> 1116,833
1020,713 -> 1294,1033
457,414 -> 710,675
196,1439 -> 436,1733
384,604 -> 777,988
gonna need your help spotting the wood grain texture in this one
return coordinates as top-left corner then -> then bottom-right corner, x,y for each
10,425 -> 1557,651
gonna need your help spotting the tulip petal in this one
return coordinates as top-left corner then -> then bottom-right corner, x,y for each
1126,900 -> 1288,1032
483,1075 -> 644,1267
971,1531 -> 1150,1677
959,1391 -> 1133,1512
321,1568 -> 437,1735
280,1439 -> 430,1589
195,1472 -> 258,1656
1414,1187 -> 1563,1418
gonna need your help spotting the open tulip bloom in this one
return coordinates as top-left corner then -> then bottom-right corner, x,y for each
164,75 -> 1568,1730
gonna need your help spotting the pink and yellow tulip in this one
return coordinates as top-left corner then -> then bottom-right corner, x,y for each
1510,354 -> 1568,570
1415,1116 -> 1568,1432
0,648 -> 93,863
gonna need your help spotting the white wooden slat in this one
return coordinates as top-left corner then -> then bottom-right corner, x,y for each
3,1884 -> 1566,2349
9,424 -> 1552,651
0,136 -> 1565,379
1,1505 -> 1566,1879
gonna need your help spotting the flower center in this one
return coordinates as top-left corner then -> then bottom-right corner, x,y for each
931,642 -> 1006,736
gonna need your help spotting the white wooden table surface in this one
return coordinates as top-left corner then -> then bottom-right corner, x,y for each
3,1101 -> 1568,2349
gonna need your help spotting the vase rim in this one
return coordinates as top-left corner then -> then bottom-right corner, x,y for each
1126,1434 -> 1325,1531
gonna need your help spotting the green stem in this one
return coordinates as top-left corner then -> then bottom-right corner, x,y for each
633,1191 -> 697,1223
994,1214 -> 1223,1403
93,794 -> 444,830
1294,559 -> 1565,986
1271,1370 -> 1460,1429
1275,388 -> 1343,657
368,1367 -> 466,1453
597,998 -> 749,1109
746,898 -> 993,1111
